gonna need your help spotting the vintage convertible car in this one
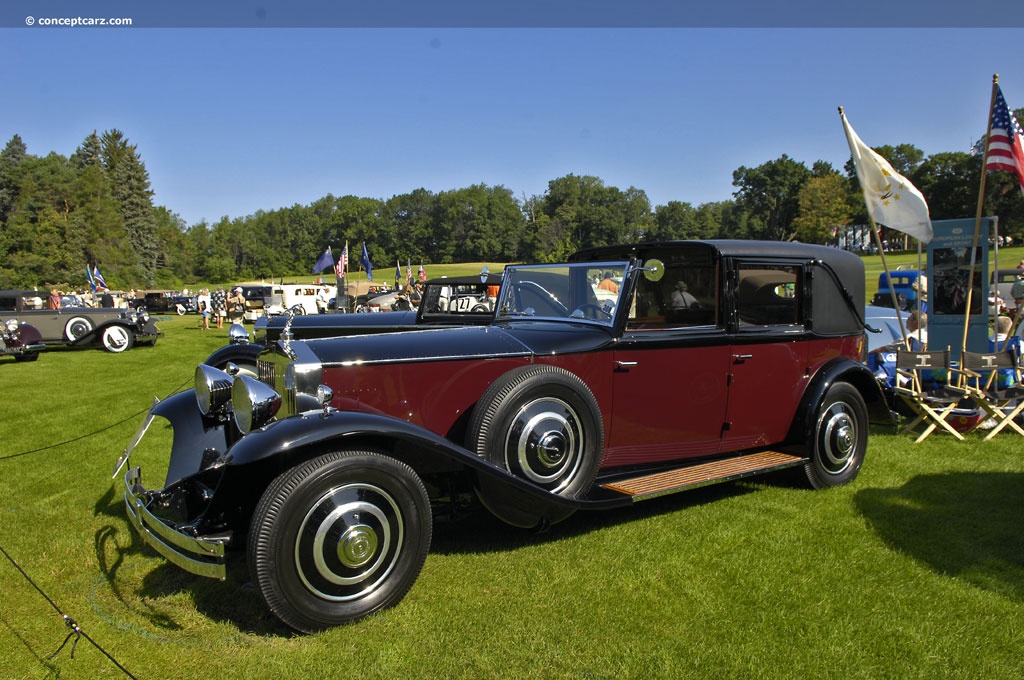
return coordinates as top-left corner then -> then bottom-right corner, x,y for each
205,273 -> 504,376
0,319 -> 44,362
117,240 -> 889,632
0,290 -> 159,352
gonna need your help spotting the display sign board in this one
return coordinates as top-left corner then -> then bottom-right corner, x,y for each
926,218 -> 993,360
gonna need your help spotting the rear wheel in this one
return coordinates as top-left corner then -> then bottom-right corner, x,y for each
804,383 -> 867,489
64,316 -> 93,342
248,450 -> 432,633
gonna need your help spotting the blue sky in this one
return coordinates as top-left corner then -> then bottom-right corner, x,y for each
4,2 -> 1024,226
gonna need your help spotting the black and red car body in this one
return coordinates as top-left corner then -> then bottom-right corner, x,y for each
118,240 -> 888,632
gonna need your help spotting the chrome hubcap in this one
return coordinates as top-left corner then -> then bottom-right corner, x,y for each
296,483 -> 403,602
506,397 -> 583,492
819,405 -> 857,474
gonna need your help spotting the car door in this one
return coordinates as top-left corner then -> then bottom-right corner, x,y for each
606,261 -> 731,467
721,262 -> 809,450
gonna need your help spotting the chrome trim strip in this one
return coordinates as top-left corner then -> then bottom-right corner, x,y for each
123,467 -> 227,580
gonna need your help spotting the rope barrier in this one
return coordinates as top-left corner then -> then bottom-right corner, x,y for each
0,544 -> 138,678
0,376 -> 192,462
0,376 -> 196,671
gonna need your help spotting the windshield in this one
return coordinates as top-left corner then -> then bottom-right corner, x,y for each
495,261 -> 628,326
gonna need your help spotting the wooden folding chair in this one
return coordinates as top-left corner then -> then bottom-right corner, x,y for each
893,349 -> 972,443
958,349 -> 1024,440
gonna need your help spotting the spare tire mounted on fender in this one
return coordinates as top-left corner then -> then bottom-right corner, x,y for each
466,364 -> 604,527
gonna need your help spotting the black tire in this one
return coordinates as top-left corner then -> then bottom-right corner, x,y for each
63,316 -> 93,342
804,383 -> 867,489
466,365 -> 603,527
248,450 -> 432,633
100,325 -> 134,353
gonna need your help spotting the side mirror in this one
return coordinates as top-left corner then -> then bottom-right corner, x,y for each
641,258 -> 665,282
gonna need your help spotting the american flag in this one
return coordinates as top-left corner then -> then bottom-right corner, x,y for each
336,243 -> 348,277
406,261 -> 412,283
986,85 -> 1024,193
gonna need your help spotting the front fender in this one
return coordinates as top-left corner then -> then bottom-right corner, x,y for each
226,409 -> 597,511
205,343 -> 265,370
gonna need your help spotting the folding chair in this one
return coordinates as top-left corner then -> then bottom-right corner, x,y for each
893,349 -> 972,443
958,349 -> 1024,440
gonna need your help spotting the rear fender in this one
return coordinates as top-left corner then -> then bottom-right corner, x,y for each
786,357 -> 893,445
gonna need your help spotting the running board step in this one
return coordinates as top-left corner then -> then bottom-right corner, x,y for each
599,451 -> 806,501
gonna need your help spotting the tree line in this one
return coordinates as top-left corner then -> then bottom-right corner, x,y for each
2,115 -> 1024,291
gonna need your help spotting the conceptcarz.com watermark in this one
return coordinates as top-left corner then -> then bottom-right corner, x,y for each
25,15 -> 134,27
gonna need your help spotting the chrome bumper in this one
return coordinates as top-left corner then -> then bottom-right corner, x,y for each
123,466 -> 227,580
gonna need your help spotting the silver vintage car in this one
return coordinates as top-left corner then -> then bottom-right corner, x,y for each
0,290 -> 159,353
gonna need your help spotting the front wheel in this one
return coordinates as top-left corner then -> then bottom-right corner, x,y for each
248,450 -> 432,633
101,325 -> 134,353
803,383 -> 867,489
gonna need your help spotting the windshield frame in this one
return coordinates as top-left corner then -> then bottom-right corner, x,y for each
494,260 -> 632,327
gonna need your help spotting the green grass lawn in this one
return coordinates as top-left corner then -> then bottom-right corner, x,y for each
1,291 -> 1023,679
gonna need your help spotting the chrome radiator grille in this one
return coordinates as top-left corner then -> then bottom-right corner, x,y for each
257,357 -> 296,418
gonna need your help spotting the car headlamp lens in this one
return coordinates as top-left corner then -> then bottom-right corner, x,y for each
232,374 -> 282,434
5,319 -> 17,333
228,323 -> 250,344
195,364 -> 234,416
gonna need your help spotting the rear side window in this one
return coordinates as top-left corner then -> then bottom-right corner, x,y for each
735,265 -> 802,327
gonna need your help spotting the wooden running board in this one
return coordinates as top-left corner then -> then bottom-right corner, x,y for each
599,451 -> 806,502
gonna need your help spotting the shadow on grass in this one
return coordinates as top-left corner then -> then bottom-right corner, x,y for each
94,484 -> 293,636
430,481 -> 759,555
91,478 -> 769,634
855,472 -> 1024,602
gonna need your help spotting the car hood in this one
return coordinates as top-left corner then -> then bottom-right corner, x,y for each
260,310 -> 418,340
295,320 -> 614,366
864,305 -> 909,352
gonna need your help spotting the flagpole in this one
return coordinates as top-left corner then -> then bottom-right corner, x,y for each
839,106 -> 910,347
960,74 -> 1001,356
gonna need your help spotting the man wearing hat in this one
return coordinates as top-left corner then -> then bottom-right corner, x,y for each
227,286 -> 246,323
1012,271 -> 1024,316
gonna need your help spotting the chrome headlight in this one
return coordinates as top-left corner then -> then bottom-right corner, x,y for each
195,364 -> 234,416
232,374 -> 282,434
5,319 -> 17,333
228,323 -> 250,344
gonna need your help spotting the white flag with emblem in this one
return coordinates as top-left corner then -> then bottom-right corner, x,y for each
841,109 -> 933,243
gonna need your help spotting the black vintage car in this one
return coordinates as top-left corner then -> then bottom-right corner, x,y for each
118,241 -> 888,632
132,290 -> 196,315
0,290 -> 159,353
0,318 -> 44,362
205,273 -> 504,376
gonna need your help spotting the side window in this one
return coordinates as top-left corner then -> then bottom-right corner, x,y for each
735,265 -> 802,327
628,262 -> 718,329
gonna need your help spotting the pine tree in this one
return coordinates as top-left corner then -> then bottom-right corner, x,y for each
113,144 -> 159,284
0,134 -> 28,224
